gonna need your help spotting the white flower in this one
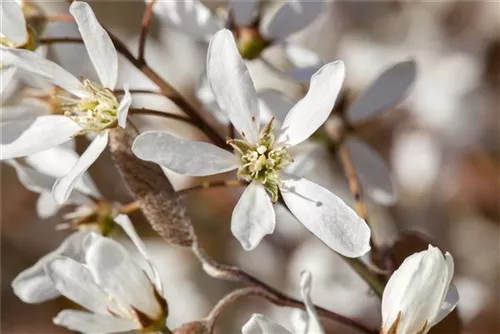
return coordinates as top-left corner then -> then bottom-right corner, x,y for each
381,245 -> 459,334
242,271 -> 323,334
1,1 -> 132,205
151,0 -> 325,81
6,143 -> 101,219
12,216 -> 167,333
132,29 -> 370,257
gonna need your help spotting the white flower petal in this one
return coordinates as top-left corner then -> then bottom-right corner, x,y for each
1,47 -> 84,97
207,29 -> 260,142
46,256 -> 110,314
242,314 -> 293,334
117,85 -> 131,128
257,89 -> 293,125
53,131 -> 108,204
432,283 -> 459,326
132,131 -> 238,176
0,116 -> 82,159
53,310 -> 138,333
229,0 -> 258,27
260,0 -> 325,40
86,236 -> 162,320
151,0 -> 223,41
344,138 -> 396,205
300,271 -> 324,334
280,176 -> 370,257
1,65 -> 17,95
347,60 -> 416,123
11,231 -> 89,303
26,145 -> 101,200
36,191 -> 61,219
70,1 -> 118,89
114,214 -> 163,293
231,181 -> 276,251
1,103 -> 47,123
278,61 -> 345,147
0,1 -> 27,44
381,245 -> 454,334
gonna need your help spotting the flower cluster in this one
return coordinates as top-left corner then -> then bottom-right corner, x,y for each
2,1 -> 464,334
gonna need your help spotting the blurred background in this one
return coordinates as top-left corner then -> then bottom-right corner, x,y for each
1,1 -> 499,333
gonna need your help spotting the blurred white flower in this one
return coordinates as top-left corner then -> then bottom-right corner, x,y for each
12,216 -> 167,333
1,1 -> 132,204
132,29 -> 370,257
6,143 -> 100,219
381,245 -> 459,334
392,130 -> 442,197
242,271 -> 323,334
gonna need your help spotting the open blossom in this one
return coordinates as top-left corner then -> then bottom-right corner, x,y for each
1,1 -> 131,204
132,29 -> 370,257
381,245 -> 459,334
242,271 -> 323,334
12,216 -> 167,333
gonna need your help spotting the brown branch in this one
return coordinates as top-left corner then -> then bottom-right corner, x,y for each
177,180 -> 245,196
119,200 -> 141,214
129,108 -> 197,126
192,243 -> 377,334
39,37 -> 83,45
138,0 -> 156,63
115,88 -> 163,96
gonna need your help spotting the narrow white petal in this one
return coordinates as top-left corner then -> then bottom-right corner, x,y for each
278,61 -> 345,147
54,310 -> 137,333
117,85 -> 131,128
132,131 -> 238,176
70,1 -> 118,88
207,29 -> 260,142
300,271 -> 324,334
432,284 -> 459,326
344,138 -> 396,205
257,89 -> 293,125
231,181 -> 276,251
52,131 -> 108,204
242,314 -> 293,334
152,0 -> 223,41
0,1 -> 27,44
26,145 -> 101,200
261,1 -> 324,40
280,176 -> 370,257
229,0 -> 258,26
1,103 -> 47,122
1,47 -> 84,97
86,237 -> 162,320
36,191 -> 61,219
114,214 -> 163,293
0,116 -> 81,159
381,246 -> 452,333
347,60 -> 417,123
46,256 -> 110,314
11,231 -> 89,303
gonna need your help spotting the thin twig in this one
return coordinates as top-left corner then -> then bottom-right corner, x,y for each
177,180 -> 245,196
115,88 -> 163,96
119,200 -> 141,214
138,0 -> 157,63
129,108 -> 197,126
338,144 -> 368,222
193,243 -> 377,334
39,37 -> 83,45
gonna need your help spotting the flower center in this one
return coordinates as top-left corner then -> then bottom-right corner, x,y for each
228,119 -> 293,202
58,79 -> 119,135
235,27 -> 269,60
